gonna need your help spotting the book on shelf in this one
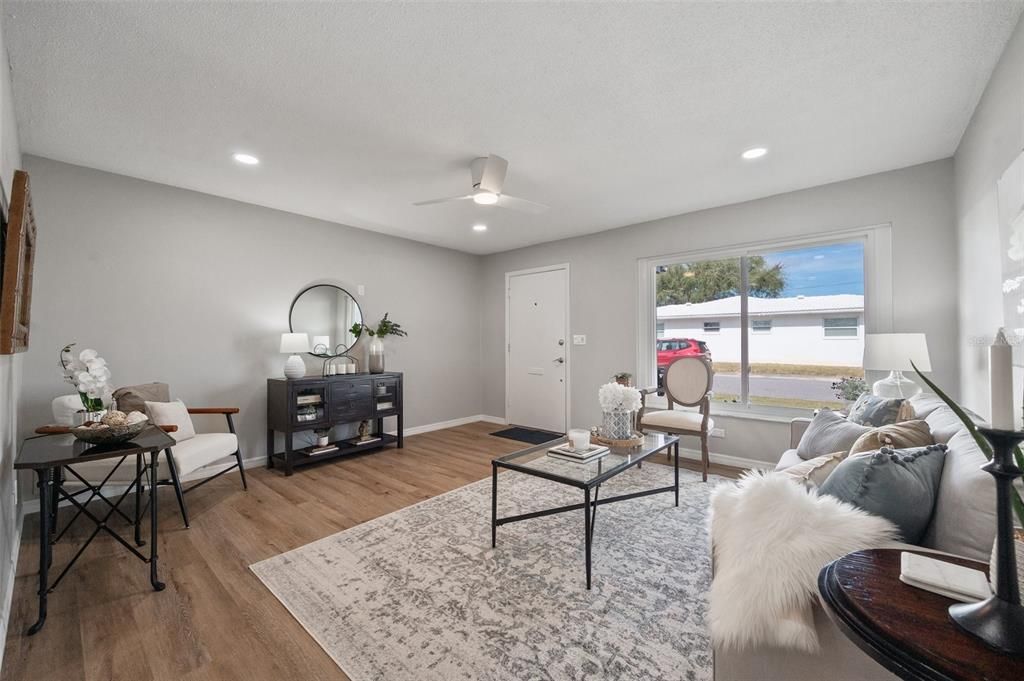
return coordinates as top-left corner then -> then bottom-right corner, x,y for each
348,436 -> 382,446
305,444 -> 339,456
377,401 -> 394,410
296,395 -> 323,405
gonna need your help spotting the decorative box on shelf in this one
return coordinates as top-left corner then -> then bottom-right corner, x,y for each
266,372 -> 403,476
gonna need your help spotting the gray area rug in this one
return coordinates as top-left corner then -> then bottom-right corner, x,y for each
250,462 -> 717,681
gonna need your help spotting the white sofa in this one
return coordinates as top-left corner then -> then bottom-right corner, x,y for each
713,392 -> 996,681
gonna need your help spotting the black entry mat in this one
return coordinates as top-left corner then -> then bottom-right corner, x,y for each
490,427 -> 564,445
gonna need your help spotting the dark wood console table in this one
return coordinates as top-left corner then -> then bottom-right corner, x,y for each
819,548 -> 1024,681
266,372 -> 403,475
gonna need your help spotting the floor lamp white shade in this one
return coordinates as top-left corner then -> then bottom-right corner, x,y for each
280,332 -> 309,379
863,333 -> 931,398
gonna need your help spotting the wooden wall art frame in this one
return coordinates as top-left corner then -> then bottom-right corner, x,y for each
0,170 -> 37,354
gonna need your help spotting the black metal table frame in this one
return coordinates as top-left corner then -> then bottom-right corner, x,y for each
491,437 -> 680,589
27,447 -> 168,636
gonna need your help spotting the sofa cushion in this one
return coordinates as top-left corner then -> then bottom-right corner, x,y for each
779,451 -> 847,488
776,449 -> 804,471
113,382 -> 170,415
146,399 -> 196,442
796,410 -> 871,460
849,420 -> 933,455
846,394 -> 913,427
819,444 -> 947,544
641,409 -> 713,433
922,428 -> 997,560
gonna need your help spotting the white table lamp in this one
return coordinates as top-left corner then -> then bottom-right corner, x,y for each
280,333 -> 309,379
863,333 -> 931,398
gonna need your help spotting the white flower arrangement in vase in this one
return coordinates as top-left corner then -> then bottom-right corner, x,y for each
60,343 -> 113,417
598,381 -> 642,439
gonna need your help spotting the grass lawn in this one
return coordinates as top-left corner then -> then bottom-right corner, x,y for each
712,392 -> 846,411
711,362 -> 864,378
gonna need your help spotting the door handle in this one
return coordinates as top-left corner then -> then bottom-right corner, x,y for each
553,357 -> 565,364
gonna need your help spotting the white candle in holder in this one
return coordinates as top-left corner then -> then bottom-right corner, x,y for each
990,328 -> 1014,430
568,428 -> 591,452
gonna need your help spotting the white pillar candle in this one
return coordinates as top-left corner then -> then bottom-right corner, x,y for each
990,328 -> 1014,430
568,428 -> 591,452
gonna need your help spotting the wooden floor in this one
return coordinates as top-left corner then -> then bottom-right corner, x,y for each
2,422 -> 739,681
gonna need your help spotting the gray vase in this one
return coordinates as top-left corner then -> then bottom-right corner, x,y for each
602,410 -> 633,440
368,336 -> 385,374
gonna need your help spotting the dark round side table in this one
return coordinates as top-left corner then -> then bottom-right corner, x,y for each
818,548 -> 1024,681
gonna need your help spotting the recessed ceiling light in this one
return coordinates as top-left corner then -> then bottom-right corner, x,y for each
741,147 -> 768,160
472,224 -> 488,232
472,191 -> 498,205
232,152 -> 260,165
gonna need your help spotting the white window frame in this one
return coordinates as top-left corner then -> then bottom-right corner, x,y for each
636,223 -> 893,419
703,321 -> 721,334
823,316 -> 860,339
751,319 -> 773,334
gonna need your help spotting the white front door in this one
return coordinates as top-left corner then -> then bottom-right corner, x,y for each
506,266 -> 568,433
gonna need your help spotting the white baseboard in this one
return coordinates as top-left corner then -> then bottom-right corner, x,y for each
676,446 -> 772,472
0,503 -> 25,674
387,414 -> 505,437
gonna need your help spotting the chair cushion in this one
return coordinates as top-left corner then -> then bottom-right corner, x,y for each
146,399 -> 196,442
796,409 -> 871,460
113,382 -> 170,415
65,433 -> 238,484
819,444 -> 948,544
641,409 -> 713,433
848,420 -> 933,456
52,395 -> 84,425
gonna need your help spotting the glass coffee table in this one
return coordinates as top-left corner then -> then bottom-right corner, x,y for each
491,432 -> 680,589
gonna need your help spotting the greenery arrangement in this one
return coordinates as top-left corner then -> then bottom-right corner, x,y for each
613,371 -> 633,385
831,376 -> 868,402
912,361 -> 1024,528
656,257 -> 785,305
350,313 -> 408,339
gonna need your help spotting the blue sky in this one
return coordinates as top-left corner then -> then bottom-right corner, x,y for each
763,242 -> 864,296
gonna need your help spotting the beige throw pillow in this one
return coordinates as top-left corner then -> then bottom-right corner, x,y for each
145,399 -> 196,442
849,420 -> 933,456
780,451 -> 847,489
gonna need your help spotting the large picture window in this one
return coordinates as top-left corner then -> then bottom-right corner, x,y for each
651,239 -> 866,412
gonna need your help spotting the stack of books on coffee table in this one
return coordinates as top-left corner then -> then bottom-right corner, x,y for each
547,443 -> 610,463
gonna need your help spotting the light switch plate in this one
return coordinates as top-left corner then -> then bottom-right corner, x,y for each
573,335 -> 587,345
357,284 -> 365,295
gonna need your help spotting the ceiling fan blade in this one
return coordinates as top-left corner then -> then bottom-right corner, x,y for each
497,194 -> 549,214
478,154 -> 509,194
413,194 -> 474,206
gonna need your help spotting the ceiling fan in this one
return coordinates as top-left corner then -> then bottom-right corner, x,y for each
413,154 -> 548,214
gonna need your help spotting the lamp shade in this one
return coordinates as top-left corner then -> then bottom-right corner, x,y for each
280,332 -> 310,354
863,333 -> 931,372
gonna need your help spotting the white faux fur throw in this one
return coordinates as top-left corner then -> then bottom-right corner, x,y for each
709,471 -> 898,653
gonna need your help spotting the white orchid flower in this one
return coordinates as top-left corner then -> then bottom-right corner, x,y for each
78,348 -> 99,363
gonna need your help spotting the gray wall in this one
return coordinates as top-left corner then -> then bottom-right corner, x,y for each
0,8 -> 23,664
954,13 -> 1024,423
480,160 -> 959,464
20,156 -> 483,469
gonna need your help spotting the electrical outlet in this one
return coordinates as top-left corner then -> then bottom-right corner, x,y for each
573,335 -> 587,345
357,284 -> 365,295
710,427 -> 725,438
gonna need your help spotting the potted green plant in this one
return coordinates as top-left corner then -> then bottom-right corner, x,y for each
613,372 -> 633,387
350,313 -> 407,374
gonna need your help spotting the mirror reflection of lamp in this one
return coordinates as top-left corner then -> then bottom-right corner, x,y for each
312,335 -> 330,355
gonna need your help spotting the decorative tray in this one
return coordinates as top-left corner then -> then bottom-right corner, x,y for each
593,432 -> 645,449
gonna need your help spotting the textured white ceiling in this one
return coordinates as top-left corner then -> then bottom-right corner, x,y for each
3,2 -> 1021,254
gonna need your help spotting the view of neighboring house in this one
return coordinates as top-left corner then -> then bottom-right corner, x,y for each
657,294 -> 864,369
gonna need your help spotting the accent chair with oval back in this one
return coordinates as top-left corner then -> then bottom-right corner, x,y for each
638,356 -> 715,481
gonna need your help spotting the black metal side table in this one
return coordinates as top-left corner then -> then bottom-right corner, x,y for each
14,425 -> 176,635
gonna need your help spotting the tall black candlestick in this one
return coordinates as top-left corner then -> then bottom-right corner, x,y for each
949,426 -> 1024,655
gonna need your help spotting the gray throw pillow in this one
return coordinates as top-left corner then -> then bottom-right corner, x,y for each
796,409 -> 872,460
818,444 -> 948,543
112,382 -> 170,415
846,393 -> 909,427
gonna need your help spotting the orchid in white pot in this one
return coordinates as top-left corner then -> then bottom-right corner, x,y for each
60,343 -> 113,417
598,382 -> 642,439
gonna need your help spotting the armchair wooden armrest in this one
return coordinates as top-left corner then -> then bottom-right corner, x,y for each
187,407 -> 240,415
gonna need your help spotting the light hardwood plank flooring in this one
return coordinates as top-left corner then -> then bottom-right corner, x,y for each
2,422 -> 740,681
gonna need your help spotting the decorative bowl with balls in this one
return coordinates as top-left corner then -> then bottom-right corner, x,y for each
70,410 -> 149,445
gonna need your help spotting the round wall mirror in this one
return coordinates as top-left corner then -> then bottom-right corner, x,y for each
289,284 -> 363,357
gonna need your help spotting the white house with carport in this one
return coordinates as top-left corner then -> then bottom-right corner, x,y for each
656,294 -> 864,367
